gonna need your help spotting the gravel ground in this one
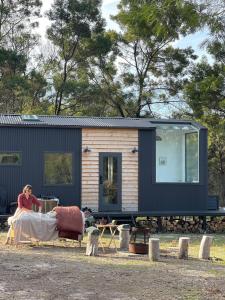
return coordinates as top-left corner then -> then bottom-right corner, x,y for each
0,235 -> 225,300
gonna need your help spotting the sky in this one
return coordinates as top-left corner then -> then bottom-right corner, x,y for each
38,0 -> 120,40
37,0 -> 210,117
38,0 -> 209,60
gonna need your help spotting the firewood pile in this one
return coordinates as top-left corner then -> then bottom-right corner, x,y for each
136,217 -> 225,233
161,218 -> 205,233
207,218 -> 225,233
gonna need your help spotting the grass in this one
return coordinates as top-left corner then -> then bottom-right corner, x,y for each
1,230 -> 225,265
153,233 -> 225,262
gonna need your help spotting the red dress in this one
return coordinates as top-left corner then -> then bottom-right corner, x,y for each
17,193 -> 42,210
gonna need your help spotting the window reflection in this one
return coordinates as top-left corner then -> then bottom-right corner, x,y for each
156,124 -> 199,183
0,152 -> 21,165
103,156 -> 118,204
44,153 -> 72,185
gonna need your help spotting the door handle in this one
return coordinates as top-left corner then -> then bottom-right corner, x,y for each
99,175 -> 103,184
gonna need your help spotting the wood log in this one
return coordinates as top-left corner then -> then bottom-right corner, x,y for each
199,235 -> 213,259
178,237 -> 190,259
86,227 -> 100,256
118,224 -> 130,251
149,238 -> 160,261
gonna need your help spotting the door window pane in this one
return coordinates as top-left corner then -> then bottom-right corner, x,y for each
103,156 -> 118,204
44,153 -> 72,185
156,124 -> 199,183
0,152 -> 21,165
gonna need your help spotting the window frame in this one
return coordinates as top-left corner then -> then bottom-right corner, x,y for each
43,151 -> 74,186
185,131 -> 200,183
0,151 -> 22,166
154,124 -> 200,185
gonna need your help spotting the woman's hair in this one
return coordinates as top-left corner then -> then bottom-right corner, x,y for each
23,184 -> 32,194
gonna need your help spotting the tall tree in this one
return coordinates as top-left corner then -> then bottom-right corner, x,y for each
0,0 -> 46,113
184,0 -> 225,203
46,0 -> 105,115
184,62 -> 225,204
0,0 -> 42,54
86,0 -> 203,117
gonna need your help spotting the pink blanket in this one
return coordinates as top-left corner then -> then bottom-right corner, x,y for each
54,206 -> 83,234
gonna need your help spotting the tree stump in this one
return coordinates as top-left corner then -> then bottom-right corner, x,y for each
199,235 -> 213,259
149,238 -> 160,261
118,224 -> 130,251
86,227 -> 100,256
178,237 -> 190,259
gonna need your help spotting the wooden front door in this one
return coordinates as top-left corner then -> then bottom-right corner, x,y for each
99,153 -> 122,212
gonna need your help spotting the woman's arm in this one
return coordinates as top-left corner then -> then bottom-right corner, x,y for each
32,195 -> 43,212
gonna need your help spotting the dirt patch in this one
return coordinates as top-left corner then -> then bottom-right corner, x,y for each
0,235 -> 225,299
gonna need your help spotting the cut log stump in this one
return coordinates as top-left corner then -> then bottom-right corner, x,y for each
199,235 -> 213,260
86,227 -> 100,256
149,238 -> 160,261
118,224 -> 130,251
178,237 -> 190,259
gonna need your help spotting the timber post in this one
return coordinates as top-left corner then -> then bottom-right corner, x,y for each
178,237 -> 190,259
118,224 -> 130,251
86,226 -> 100,256
199,235 -> 213,260
149,238 -> 160,261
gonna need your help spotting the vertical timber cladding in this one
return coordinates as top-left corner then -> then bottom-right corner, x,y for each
82,128 -> 138,212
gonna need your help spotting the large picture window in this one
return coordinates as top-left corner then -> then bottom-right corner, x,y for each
0,152 -> 21,165
155,124 -> 199,183
44,153 -> 73,185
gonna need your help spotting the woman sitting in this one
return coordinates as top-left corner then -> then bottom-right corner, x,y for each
5,185 -> 58,245
17,184 -> 42,212
5,185 -> 84,245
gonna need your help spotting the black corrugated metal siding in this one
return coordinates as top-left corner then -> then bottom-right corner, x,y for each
138,129 -> 208,211
0,127 -> 81,209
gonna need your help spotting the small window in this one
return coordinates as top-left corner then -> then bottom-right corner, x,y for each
0,152 -> 21,165
44,153 -> 73,185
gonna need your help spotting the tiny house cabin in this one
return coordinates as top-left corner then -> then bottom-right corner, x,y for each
0,115 -> 208,214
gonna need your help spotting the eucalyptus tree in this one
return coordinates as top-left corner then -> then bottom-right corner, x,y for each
0,0 -> 41,49
183,0 -> 225,204
46,0 -> 105,115
184,64 -> 225,204
0,0 -> 46,113
87,0 -> 203,117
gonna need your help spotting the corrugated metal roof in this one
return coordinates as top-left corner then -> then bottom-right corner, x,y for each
0,114 -> 154,129
0,114 -> 203,129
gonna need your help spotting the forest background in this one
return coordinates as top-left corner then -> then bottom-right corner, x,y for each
0,0 -> 224,204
